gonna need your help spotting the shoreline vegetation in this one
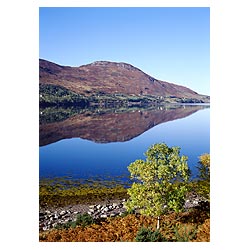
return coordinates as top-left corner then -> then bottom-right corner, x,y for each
39,83 -> 210,108
39,144 -> 210,242
39,177 -> 130,209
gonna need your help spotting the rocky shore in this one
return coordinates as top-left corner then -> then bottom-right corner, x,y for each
39,192 -> 209,232
39,199 -> 127,231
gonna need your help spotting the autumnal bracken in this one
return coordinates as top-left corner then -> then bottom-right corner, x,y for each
39,208 -> 209,242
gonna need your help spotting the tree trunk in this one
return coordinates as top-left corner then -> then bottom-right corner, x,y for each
157,216 -> 160,230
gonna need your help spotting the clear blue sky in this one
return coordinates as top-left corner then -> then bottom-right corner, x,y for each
40,7 -> 210,95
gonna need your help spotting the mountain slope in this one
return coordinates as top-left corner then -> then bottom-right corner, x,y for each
39,59 -> 209,103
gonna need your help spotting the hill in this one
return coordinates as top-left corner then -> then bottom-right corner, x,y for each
39,59 -> 209,105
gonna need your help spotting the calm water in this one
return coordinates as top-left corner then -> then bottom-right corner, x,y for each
39,105 -> 210,184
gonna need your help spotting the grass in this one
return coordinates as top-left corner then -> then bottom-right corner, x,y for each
39,177 -> 130,208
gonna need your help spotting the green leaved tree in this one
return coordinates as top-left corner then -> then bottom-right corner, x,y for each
125,143 -> 190,229
196,153 -> 210,201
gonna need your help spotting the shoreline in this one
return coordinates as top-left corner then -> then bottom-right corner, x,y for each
39,193 -> 210,242
39,198 -> 127,231
39,190 -> 209,232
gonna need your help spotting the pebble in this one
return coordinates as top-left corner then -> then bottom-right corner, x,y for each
184,192 -> 209,210
39,215 -> 45,220
60,210 -> 66,216
103,207 -> 109,212
39,199 -> 127,231
39,195 -> 209,232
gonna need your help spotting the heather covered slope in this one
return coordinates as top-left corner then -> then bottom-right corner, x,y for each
39,59 -> 209,103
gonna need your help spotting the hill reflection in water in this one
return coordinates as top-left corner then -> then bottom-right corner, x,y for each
39,105 -> 209,147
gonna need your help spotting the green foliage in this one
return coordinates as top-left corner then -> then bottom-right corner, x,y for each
39,177 -> 129,208
135,227 -> 167,242
39,106 -> 85,124
39,83 -> 164,108
196,154 -> 210,201
190,181 -> 210,202
198,154 -> 210,181
54,213 -> 94,230
75,213 -> 94,227
39,84 -> 89,106
166,183 -> 188,212
54,221 -> 74,230
125,143 -> 190,218
173,225 -> 197,242
119,209 -> 135,218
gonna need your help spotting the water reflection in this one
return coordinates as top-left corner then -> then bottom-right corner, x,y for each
39,105 -> 208,146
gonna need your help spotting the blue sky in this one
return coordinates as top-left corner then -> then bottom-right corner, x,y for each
40,7 -> 210,95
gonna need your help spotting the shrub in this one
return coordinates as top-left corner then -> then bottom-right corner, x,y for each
173,225 -> 197,242
198,154 -> 210,181
75,213 -> 94,227
196,153 -> 210,201
135,227 -> 167,242
54,213 -> 94,230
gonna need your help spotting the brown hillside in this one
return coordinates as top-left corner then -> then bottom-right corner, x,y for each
39,59 -> 208,100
